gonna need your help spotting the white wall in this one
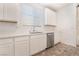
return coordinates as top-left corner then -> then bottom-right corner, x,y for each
56,4 -> 77,47
77,7 -> 79,45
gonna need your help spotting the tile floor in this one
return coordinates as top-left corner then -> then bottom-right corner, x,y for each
35,43 -> 79,56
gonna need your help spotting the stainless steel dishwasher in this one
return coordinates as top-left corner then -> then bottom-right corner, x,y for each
46,33 -> 54,49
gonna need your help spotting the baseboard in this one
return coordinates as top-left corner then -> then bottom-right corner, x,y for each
54,42 -> 61,46
32,49 -> 46,56
32,42 -> 61,56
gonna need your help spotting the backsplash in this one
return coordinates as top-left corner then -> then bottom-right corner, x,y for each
0,22 -> 31,35
15,25 -> 33,34
43,26 -> 56,33
0,21 -> 56,35
0,22 -> 43,35
0,22 -> 17,34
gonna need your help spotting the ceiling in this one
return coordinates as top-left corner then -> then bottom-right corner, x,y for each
40,3 -> 69,11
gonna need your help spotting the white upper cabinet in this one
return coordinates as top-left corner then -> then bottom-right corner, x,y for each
0,3 -> 3,19
0,3 -> 19,22
45,8 -> 56,26
4,3 -> 18,22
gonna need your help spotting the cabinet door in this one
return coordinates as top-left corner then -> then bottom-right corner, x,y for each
0,3 -> 3,20
39,34 -> 47,50
30,34 -> 46,55
15,36 -> 29,56
45,8 -> 56,25
0,38 -> 14,56
4,3 -> 18,21
50,10 -> 56,25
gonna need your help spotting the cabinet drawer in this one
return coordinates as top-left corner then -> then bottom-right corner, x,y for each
0,38 -> 13,44
15,40 -> 27,45
31,34 -> 46,39
15,36 -> 29,42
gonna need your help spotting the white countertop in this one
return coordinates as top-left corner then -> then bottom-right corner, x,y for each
0,31 -> 55,39
0,33 -> 45,39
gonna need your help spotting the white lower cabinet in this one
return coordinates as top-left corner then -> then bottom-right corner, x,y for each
0,34 -> 47,56
14,36 -> 29,56
30,34 -> 47,55
0,38 -> 14,56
